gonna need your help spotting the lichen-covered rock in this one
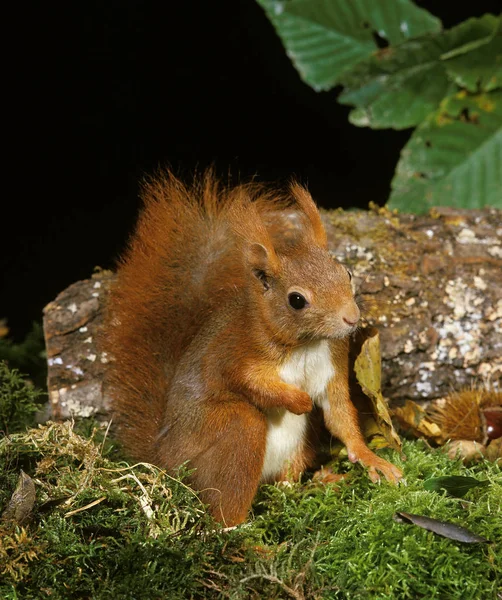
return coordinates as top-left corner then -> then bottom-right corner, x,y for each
42,207 -> 501,421
323,205 -> 501,402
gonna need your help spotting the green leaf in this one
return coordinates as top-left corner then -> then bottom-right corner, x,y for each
443,16 -> 502,92
256,0 -> 441,91
388,90 -> 502,213
339,14 -> 500,129
339,38 -> 455,129
423,475 -> 490,498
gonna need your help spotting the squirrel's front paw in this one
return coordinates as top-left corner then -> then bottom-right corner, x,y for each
284,390 -> 313,415
348,446 -> 403,484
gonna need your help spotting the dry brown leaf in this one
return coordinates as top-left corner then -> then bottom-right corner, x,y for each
445,439 -> 486,463
1,471 -> 36,525
353,328 -> 402,453
393,400 -> 442,440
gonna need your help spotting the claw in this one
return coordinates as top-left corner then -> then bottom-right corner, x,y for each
367,466 -> 380,484
349,445 -> 403,484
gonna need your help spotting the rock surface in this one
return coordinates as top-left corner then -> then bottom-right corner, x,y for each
43,271 -> 114,422
323,206 -> 501,402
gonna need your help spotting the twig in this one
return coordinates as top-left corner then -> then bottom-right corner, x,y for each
239,574 -> 304,600
111,472 -> 154,520
65,496 -> 106,518
99,418 -> 113,455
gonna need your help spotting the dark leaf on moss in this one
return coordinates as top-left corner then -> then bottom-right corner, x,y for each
394,511 -> 490,543
424,475 -> 490,497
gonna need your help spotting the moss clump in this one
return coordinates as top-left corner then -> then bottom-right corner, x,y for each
0,322 -> 47,390
0,362 -> 42,436
1,423 -> 500,599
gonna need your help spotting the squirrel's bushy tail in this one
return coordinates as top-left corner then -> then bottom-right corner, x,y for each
102,170 -> 269,460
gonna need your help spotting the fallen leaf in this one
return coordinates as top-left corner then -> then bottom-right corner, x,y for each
392,399 -> 442,439
394,511 -> 490,543
445,440 -> 486,463
354,328 -> 402,452
1,470 -> 36,525
423,475 -> 489,497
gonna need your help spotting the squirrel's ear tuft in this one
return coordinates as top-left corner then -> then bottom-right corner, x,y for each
289,182 -> 328,249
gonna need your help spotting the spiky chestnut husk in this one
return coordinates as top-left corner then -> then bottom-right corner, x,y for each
427,387 -> 501,444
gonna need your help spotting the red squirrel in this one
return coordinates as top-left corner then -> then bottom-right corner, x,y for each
102,170 -> 402,527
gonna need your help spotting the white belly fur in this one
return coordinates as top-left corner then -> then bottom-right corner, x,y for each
261,340 -> 335,481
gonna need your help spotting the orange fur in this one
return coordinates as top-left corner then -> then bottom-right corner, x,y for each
102,170 -> 401,527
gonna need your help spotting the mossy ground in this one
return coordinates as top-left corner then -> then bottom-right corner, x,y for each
1,418 -> 500,600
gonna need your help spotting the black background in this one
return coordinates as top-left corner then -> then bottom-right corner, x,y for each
3,0 -> 500,341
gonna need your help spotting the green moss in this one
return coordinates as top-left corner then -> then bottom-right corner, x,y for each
253,443 -> 499,598
1,425 -> 500,599
0,362 -> 42,436
0,322 -> 47,390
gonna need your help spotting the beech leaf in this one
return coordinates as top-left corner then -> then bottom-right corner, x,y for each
256,0 -> 440,91
339,15 -> 500,129
388,89 -> 502,213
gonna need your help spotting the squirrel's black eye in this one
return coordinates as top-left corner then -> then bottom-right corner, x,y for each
288,292 -> 307,310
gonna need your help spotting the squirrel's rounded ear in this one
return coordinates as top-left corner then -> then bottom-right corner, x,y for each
247,242 -> 279,275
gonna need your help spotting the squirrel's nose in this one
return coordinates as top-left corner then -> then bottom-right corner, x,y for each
342,305 -> 360,326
